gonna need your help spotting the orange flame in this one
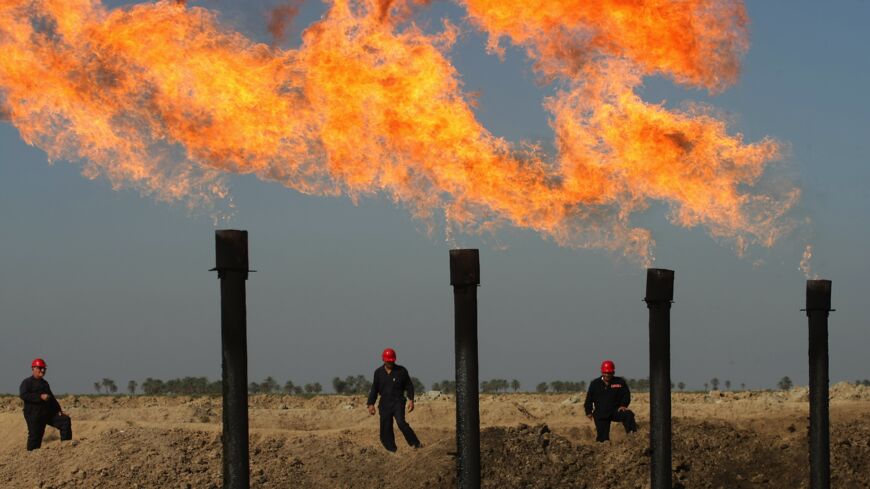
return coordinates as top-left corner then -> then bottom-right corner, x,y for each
462,0 -> 749,90
0,0 -> 797,263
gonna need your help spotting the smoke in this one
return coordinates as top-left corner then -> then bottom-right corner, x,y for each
800,244 -> 818,279
0,0 -> 798,265
267,1 -> 304,44
374,0 -> 432,23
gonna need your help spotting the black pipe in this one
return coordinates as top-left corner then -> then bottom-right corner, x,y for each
645,268 -> 674,489
806,279 -> 832,489
213,230 -> 251,489
450,249 -> 481,489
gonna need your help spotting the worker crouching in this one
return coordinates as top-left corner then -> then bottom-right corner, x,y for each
584,360 -> 638,442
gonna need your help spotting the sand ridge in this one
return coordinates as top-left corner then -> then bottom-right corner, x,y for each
1,385 -> 870,488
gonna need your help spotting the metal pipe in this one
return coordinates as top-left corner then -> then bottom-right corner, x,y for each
450,249 -> 481,489
213,230 -> 251,489
806,279 -> 832,489
645,268 -> 674,489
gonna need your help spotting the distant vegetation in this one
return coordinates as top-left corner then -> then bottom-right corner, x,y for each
431,380 -> 456,394
330,374 -> 424,396
141,377 -> 220,395
480,379 -> 512,393
332,375 -> 371,395
535,381 -> 587,393
92,378 -> 117,394
105,376 -> 327,396
84,374 -> 841,396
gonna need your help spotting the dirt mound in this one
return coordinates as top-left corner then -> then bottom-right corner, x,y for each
1,394 -> 870,488
830,382 -> 870,401
0,427 -> 223,489
473,418 -> 870,489
477,423 -> 643,489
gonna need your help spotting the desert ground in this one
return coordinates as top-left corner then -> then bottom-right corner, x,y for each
2,384 -> 870,488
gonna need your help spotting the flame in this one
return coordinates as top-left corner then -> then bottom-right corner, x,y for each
0,0 -> 798,263
462,0 -> 749,90
800,244 -> 817,279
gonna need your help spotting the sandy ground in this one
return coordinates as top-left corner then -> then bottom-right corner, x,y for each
1,384 -> 870,488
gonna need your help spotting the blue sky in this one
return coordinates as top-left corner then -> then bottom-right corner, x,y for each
1,1 -> 868,394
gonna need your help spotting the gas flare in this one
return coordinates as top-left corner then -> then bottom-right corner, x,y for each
0,0 -> 797,263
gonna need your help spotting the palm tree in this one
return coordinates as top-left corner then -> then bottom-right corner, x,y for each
102,378 -> 117,395
677,382 -> 685,391
724,380 -> 731,391
94,382 -> 102,394
332,377 -> 346,394
536,382 -> 548,393
710,378 -> 720,390
511,379 -> 521,392
127,380 -> 137,396
254,376 -> 278,394
777,376 -> 793,390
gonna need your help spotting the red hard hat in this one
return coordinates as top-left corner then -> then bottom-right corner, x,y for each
382,348 -> 397,362
600,360 -> 615,374
31,358 -> 46,368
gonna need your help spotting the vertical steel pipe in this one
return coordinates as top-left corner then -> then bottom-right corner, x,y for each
645,268 -> 674,489
806,279 -> 832,489
213,230 -> 251,489
450,249 -> 481,489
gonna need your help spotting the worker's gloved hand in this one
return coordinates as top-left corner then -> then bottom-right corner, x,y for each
367,405 -> 376,416
40,394 -> 49,401
407,400 -> 415,413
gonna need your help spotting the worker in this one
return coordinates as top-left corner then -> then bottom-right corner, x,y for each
19,358 -> 72,450
366,348 -> 422,452
584,359 -> 637,442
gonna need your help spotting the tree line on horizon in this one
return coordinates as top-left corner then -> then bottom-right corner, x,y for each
87,376 -> 870,396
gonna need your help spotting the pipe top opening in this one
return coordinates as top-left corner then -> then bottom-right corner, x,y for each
213,229 -> 250,278
450,249 -> 480,286
806,279 -> 832,312
644,268 -> 674,303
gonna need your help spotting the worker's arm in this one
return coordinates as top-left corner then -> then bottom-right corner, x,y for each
404,368 -> 415,412
583,381 -> 595,418
366,370 -> 380,415
404,369 -> 415,402
619,381 -> 631,410
47,387 -> 62,414
19,379 -> 44,403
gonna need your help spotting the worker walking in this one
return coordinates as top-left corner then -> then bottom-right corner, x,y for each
584,359 -> 637,442
19,358 -> 72,451
366,348 -> 422,452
